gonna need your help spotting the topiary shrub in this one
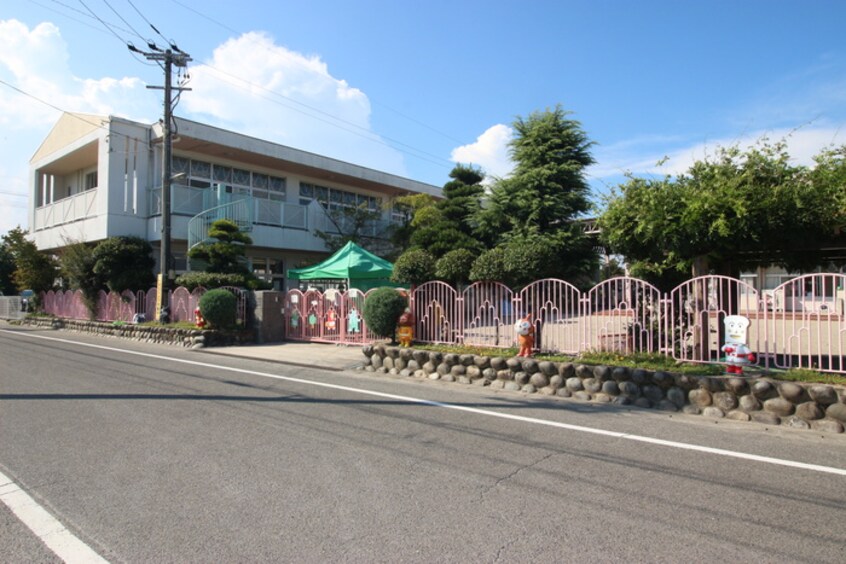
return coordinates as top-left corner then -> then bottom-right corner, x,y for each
391,248 -> 436,286
199,288 -> 237,330
175,272 -> 249,291
363,287 -> 408,343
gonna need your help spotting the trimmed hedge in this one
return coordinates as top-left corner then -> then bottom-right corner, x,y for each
199,288 -> 237,330
363,287 -> 407,341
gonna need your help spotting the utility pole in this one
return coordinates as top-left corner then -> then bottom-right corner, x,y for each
129,43 -> 191,321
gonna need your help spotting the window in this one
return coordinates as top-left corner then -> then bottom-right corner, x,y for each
85,171 -> 98,190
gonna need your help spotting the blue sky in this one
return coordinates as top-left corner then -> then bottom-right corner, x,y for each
2,0 -> 845,234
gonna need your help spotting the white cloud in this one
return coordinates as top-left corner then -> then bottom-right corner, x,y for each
0,19 -> 157,235
182,31 -> 406,176
590,124 -> 846,185
0,21 -> 412,236
450,124 -> 514,181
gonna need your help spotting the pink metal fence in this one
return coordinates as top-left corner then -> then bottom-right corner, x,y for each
283,274 -> 846,374
41,286 -> 249,327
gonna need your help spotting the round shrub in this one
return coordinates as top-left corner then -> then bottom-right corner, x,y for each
391,248 -> 436,286
199,288 -> 237,330
363,287 -> 408,342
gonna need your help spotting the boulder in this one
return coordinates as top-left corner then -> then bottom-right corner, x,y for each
763,397 -> 795,417
738,395 -> 761,412
688,389 -> 712,407
795,402 -> 824,421
583,378 -> 602,394
702,406 -> 725,418
825,403 -> 846,424
778,382 -> 807,404
713,392 -> 738,412
808,385 -> 838,406
810,419 -> 845,434
726,410 -> 751,422
566,377 -> 584,392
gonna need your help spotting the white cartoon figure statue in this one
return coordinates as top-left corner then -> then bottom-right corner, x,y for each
514,313 -> 534,357
721,315 -> 756,375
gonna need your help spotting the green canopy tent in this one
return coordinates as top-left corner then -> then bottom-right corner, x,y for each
287,241 -> 397,292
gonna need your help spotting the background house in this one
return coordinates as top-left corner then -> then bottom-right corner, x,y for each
28,112 -> 441,290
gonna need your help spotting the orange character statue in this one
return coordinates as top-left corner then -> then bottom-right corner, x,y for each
194,306 -> 206,329
397,308 -> 414,347
514,314 -> 534,357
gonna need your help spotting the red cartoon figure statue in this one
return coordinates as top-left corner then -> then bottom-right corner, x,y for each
397,308 -> 414,347
721,315 -> 756,375
514,314 -> 534,357
194,306 -> 206,329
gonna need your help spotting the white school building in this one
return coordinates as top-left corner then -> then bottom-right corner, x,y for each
28,112 -> 441,290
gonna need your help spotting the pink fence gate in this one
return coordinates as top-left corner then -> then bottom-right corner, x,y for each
284,288 -> 374,344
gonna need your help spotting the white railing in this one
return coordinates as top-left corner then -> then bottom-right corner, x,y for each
34,189 -> 98,230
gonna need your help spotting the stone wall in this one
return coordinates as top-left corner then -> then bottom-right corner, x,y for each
14,317 -> 254,348
362,345 -> 846,434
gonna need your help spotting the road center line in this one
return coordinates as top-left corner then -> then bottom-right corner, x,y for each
5,329 -> 846,477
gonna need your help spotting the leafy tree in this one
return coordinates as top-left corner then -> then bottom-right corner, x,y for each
598,140 -> 845,286
0,244 -> 15,295
315,203 -> 386,254
388,193 -> 437,257
474,106 -> 598,282
92,236 -> 155,292
435,248 -> 476,287
2,226 -> 57,293
391,248 -> 436,286
59,240 -> 102,317
469,247 -> 511,284
409,165 -> 486,257
188,219 -> 253,275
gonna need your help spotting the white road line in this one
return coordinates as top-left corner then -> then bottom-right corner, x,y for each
5,329 -> 846,479
0,470 -> 108,563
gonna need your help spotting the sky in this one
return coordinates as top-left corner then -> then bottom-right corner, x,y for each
2,0 -> 846,236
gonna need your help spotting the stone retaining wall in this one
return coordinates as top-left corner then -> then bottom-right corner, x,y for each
13,317 -> 254,348
362,345 -> 846,434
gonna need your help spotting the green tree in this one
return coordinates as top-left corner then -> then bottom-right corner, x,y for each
435,248 -> 476,287
409,165 -> 486,257
188,219 -> 253,275
1,226 -> 57,293
391,248 -> 436,286
59,240 -> 102,317
0,244 -> 15,295
474,106 -> 598,283
315,203 -> 385,254
598,140 -> 844,286
92,236 -> 155,292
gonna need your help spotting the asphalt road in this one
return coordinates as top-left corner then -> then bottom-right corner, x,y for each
1,326 -> 845,563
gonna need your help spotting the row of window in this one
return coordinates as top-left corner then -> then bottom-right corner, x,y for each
172,156 -> 287,201
299,182 -> 381,211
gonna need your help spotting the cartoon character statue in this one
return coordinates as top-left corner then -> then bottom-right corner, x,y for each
721,315 -> 756,375
514,313 -> 534,357
326,307 -> 337,331
347,307 -> 361,333
194,306 -> 206,329
397,308 -> 414,347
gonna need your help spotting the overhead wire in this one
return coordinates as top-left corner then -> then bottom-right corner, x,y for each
29,0 -> 463,173
165,0 -> 462,167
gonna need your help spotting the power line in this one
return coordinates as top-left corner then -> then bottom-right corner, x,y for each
165,0 -> 464,155
197,63 -> 454,169
0,78 -> 152,149
100,0 -> 148,44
